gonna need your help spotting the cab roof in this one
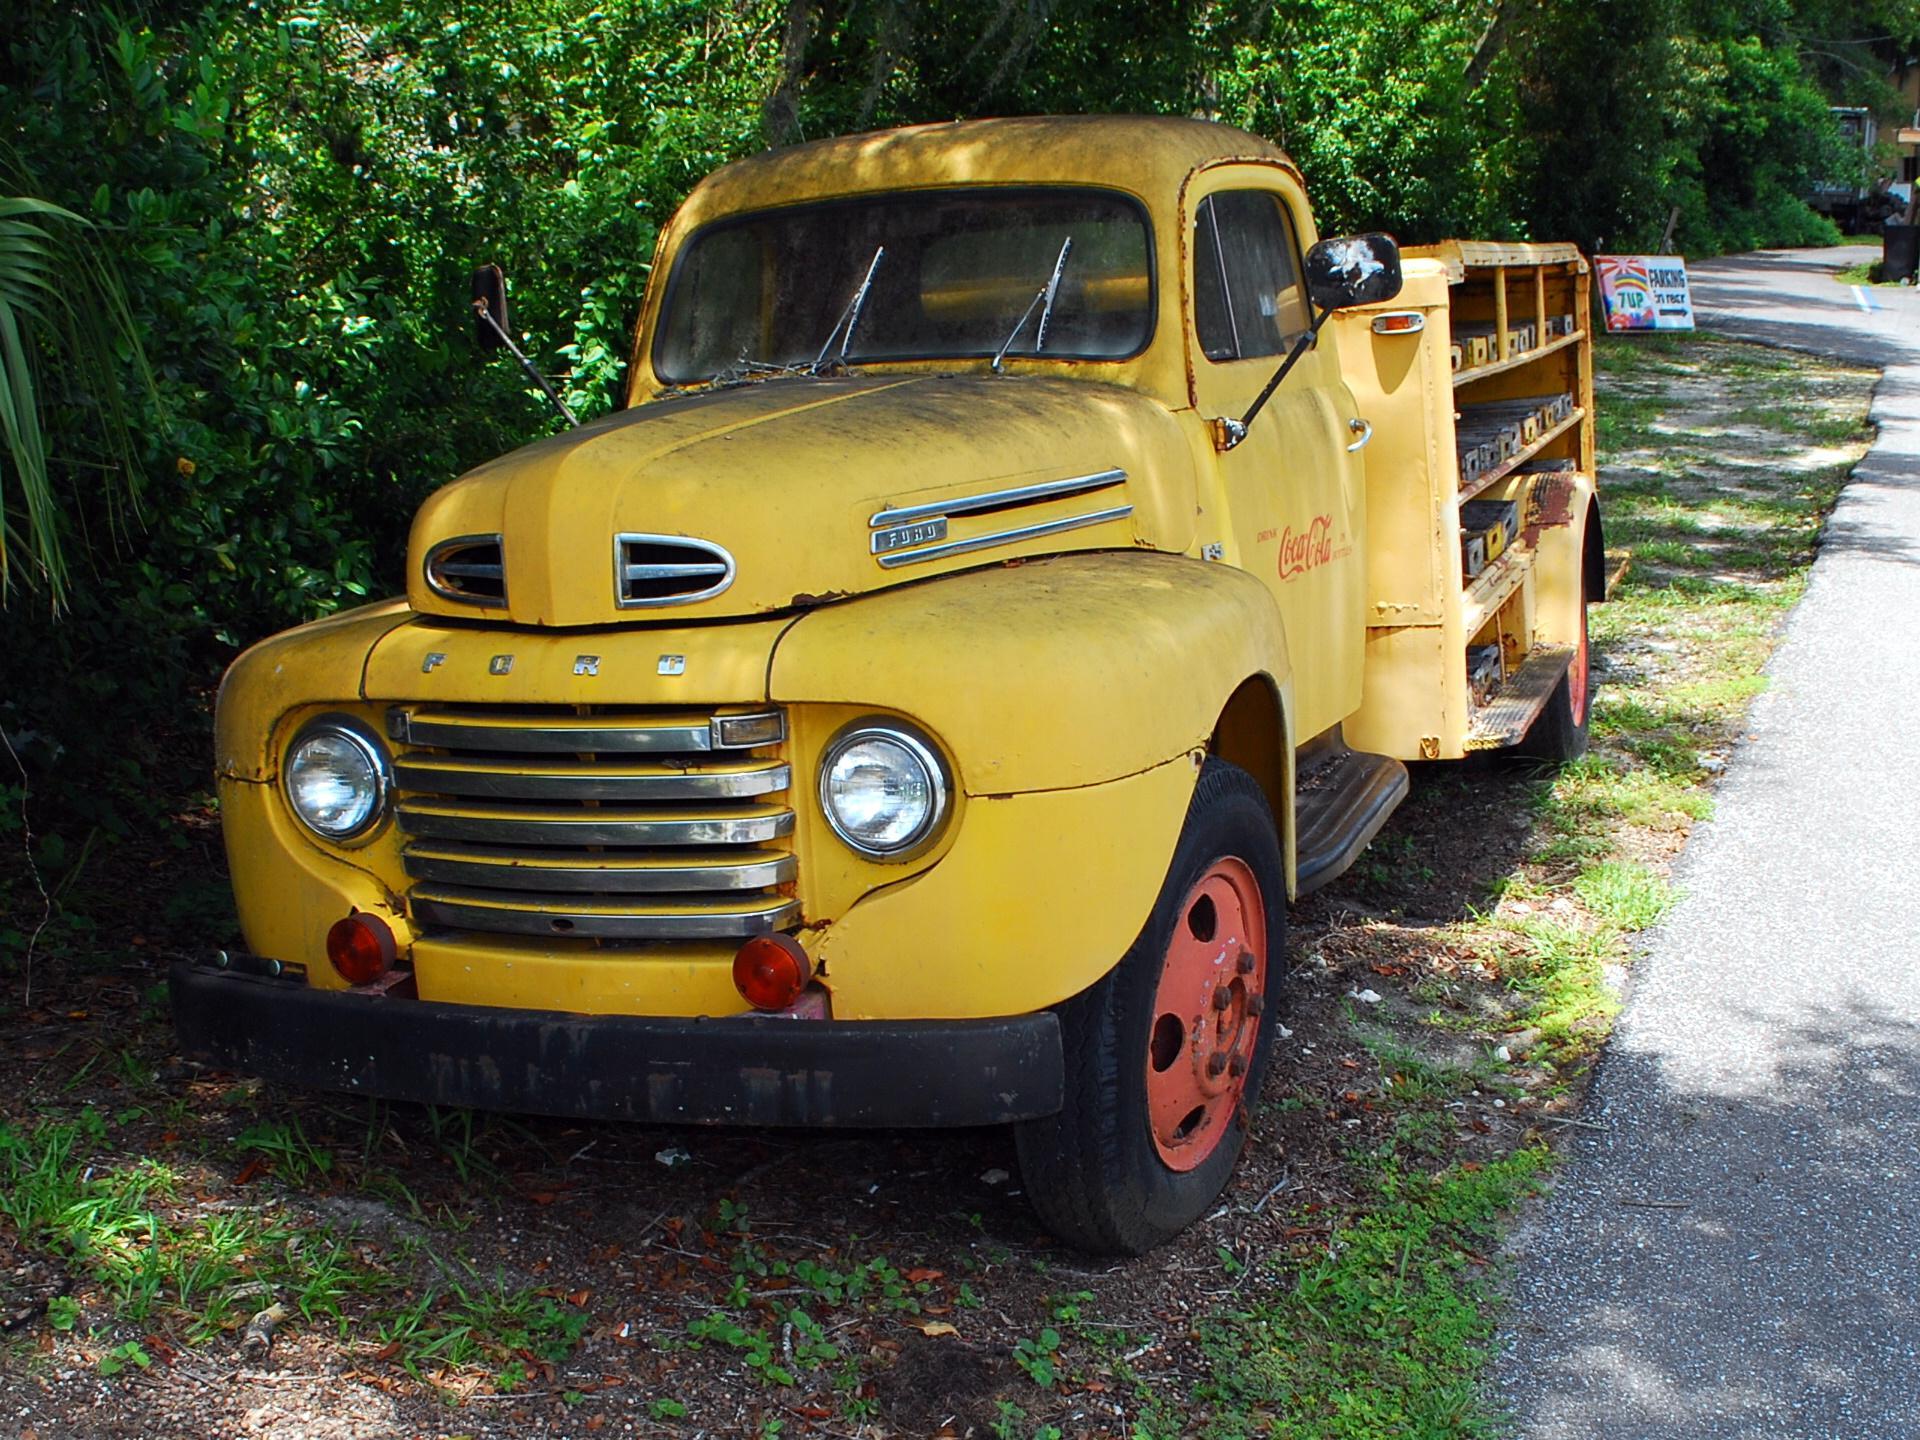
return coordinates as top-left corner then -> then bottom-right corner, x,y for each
676,115 -> 1296,223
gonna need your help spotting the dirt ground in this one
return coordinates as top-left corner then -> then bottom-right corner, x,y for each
0,336 -> 1881,1439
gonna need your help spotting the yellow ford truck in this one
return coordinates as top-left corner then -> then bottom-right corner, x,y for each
172,116 -> 1601,1253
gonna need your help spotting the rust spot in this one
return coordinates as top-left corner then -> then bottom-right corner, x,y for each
1523,475 -> 1576,546
789,589 -> 852,607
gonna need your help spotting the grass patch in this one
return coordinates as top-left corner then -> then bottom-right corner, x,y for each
1193,1148 -> 1548,1440
1574,861 -> 1676,930
0,1107 -> 587,1391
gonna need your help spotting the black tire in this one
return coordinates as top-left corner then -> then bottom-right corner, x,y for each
1014,758 -> 1286,1255
1517,578 -> 1593,763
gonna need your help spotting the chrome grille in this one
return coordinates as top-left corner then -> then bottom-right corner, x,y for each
387,705 -> 798,941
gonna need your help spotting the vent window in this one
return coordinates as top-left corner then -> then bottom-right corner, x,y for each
423,535 -> 506,608
615,533 -> 735,607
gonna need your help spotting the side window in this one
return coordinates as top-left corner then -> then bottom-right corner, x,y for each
1192,191 -> 1309,362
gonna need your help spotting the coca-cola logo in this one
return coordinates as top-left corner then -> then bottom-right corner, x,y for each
1278,514 -> 1335,578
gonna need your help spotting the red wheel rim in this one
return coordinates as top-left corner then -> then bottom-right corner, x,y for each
1568,598 -> 1590,725
1144,857 -> 1268,1172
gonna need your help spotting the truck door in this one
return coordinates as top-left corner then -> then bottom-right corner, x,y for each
1185,169 -> 1366,741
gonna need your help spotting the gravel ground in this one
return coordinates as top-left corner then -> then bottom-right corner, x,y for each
1492,248 -> 1920,1438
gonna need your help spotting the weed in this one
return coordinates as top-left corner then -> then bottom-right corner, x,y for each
1012,1326 -> 1062,1388
96,1340 -> 151,1377
232,1117 -> 335,1187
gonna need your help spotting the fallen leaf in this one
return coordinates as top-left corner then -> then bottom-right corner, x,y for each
905,1267 -> 944,1284
913,1321 -> 958,1338
372,1340 -> 402,1363
568,1289 -> 591,1307
233,1158 -> 269,1186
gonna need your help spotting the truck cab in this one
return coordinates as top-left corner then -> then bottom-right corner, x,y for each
175,116 -> 1602,1253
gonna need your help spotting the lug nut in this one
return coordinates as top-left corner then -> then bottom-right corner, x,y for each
1211,986 -> 1232,1012
1229,1054 -> 1248,1078
1236,949 -> 1256,975
1246,994 -> 1265,1018
1206,1054 -> 1228,1079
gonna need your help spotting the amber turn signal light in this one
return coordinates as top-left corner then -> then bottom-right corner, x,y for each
1369,310 -> 1427,335
327,911 -> 397,986
733,934 -> 812,1011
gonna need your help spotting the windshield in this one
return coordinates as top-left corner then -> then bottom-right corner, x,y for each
652,187 -> 1154,383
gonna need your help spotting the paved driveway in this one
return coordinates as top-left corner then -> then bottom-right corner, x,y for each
1491,247 -> 1920,1438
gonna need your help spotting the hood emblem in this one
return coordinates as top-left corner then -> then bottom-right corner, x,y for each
489,655 -> 514,676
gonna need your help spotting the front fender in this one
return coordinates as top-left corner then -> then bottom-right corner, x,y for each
769,550 -> 1292,794
771,550 -> 1294,1017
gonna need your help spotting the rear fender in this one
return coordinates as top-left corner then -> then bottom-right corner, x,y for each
1527,473 -> 1602,648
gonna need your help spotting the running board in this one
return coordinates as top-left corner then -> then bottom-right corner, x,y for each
1465,642 -> 1577,751
1293,743 -> 1411,897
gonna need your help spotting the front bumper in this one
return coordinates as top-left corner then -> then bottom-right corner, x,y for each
169,960 -> 1063,1128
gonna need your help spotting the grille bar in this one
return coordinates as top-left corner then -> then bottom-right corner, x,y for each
393,755 -> 791,802
396,800 -> 795,848
403,845 -> 796,894
388,708 -> 782,754
411,885 -> 800,940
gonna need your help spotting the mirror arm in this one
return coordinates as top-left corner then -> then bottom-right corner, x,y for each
475,299 -> 579,427
1214,304 -> 1332,452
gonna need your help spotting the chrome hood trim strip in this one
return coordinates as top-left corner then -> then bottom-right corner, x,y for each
869,467 -> 1127,527
874,504 -> 1133,570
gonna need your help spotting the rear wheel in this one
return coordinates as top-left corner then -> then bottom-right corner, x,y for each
1518,576 -> 1592,763
1015,759 -> 1285,1254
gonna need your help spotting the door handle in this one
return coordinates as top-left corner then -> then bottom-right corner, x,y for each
1346,416 -> 1373,452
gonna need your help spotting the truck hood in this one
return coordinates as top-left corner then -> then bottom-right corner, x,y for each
407,374 -> 1198,626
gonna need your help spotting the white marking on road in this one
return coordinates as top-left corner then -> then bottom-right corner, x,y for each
1853,284 -> 1876,313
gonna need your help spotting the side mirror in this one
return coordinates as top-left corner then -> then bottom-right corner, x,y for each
472,264 -> 509,350
1305,233 -> 1403,311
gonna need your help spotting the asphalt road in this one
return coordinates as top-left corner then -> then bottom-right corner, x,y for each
1491,247 -> 1920,1438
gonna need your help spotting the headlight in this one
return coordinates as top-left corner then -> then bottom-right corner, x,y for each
284,716 -> 391,844
819,722 -> 949,859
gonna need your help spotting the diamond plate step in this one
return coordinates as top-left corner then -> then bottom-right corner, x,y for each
1465,643 -> 1578,751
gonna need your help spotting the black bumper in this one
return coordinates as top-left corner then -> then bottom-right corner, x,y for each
169,961 -> 1063,1128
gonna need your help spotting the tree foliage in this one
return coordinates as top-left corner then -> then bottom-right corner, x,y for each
0,0 -> 1915,827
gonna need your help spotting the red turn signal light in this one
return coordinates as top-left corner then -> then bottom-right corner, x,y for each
733,934 -> 813,1012
327,912 -> 397,986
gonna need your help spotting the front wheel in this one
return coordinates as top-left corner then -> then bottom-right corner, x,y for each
1015,759 -> 1286,1254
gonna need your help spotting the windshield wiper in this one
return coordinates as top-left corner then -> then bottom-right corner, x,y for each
812,246 -> 886,373
991,237 -> 1073,374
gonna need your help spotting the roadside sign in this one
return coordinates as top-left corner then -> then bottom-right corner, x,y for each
1596,255 -> 1696,331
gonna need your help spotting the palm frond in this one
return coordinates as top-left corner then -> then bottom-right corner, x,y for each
0,195 -> 153,612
